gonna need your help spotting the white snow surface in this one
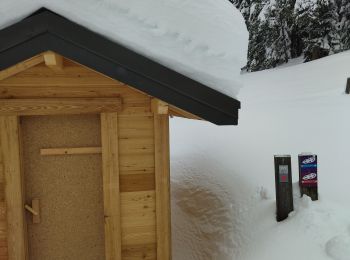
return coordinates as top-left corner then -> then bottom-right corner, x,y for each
0,0 -> 248,98
171,51 -> 350,259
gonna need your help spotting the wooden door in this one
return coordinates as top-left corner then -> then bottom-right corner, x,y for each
21,115 -> 106,260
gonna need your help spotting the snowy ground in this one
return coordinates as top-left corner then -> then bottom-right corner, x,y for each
171,51 -> 350,260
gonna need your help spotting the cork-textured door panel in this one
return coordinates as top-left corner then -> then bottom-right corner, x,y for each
21,115 -> 106,260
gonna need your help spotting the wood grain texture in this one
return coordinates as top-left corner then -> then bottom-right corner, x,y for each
0,98 -> 121,116
101,113 -> 122,260
120,174 -> 155,192
0,55 -> 44,81
122,243 -> 156,260
151,99 -> 168,115
0,116 -> 27,260
0,61 -> 152,116
120,191 -> 156,246
0,142 -> 7,259
154,114 -> 171,260
43,52 -> 63,71
40,147 -> 102,156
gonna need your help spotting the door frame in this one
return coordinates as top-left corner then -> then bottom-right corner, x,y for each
0,98 -> 122,260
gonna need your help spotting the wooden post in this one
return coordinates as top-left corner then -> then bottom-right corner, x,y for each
0,116 -> 28,260
154,114 -> 171,260
274,155 -> 294,222
101,113 -> 122,260
345,78 -> 350,94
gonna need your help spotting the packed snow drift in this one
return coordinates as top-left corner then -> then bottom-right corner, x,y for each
171,51 -> 350,260
0,0 -> 248,97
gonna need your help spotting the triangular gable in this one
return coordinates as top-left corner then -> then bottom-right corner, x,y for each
0,8 -> 240,125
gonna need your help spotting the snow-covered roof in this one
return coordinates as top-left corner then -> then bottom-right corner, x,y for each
0,0 -> 248,98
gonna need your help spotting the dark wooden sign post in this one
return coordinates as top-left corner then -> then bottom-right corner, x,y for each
274,155 -> 294,222
299,154 -> 318,201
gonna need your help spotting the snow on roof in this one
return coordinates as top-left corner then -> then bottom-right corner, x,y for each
0,0 -> 248,98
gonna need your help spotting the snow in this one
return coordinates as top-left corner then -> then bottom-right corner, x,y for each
171,51 -> 350,259
0,0 -> 248,98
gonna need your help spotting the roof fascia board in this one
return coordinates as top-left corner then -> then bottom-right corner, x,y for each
0,12 -> 50,52
45,12 -> 240,113
47,33 -> 238,125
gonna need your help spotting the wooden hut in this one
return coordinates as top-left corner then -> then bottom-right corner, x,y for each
0,9 -> 241,260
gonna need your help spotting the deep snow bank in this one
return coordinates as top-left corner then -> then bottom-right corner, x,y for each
0,0 -> 248,97
171,51 -> 350,259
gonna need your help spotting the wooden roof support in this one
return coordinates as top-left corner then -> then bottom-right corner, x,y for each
44,51 -> 63,71
0,54 -> 44,81
169,105 -> 203,121
151,98 -> 169,114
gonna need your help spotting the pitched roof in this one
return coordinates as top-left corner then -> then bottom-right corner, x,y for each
0,8 -> 241,125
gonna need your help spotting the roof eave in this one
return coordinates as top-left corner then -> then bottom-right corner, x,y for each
0,8 -> 241,125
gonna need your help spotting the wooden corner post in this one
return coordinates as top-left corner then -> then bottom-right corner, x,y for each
154,111 -> 171,260
0,116 -> 28,260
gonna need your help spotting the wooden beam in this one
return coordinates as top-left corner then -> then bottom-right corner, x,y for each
151,98 -> 168,115
169,105 -> 203,121
154,114 -> 171,260
0,97 -> 122,116
40,147 -> 102,156
0,54 -> 44,81
0,116 -> 27,260
101,112 -> 122,260
44,51 -> 63,71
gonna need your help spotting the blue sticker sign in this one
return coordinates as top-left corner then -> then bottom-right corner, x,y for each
299,154 -> 317,187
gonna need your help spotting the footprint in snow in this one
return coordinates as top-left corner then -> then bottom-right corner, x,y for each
325,230 -> 350,260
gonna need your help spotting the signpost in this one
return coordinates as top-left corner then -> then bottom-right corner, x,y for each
274,155 -> 294,222
298,154 -> 318,201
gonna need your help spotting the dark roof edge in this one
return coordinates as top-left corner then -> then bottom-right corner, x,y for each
0,8 -> 241,125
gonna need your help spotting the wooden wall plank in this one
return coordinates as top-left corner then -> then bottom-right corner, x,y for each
122,243 -> 156,260
0,55 -> 44,81
0,98 -> 121,116
154,114 -> 171,260
0,116 -> 27,260
119,138 -> 154,155
120,174 -> 155,192
0,65 -> 117,86
118,116 -> 154,139
120,191 -> 156,246
0,86 -> 122,99
101,113 -> 122,260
